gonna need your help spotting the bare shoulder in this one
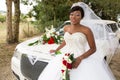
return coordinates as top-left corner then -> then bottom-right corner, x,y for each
81,25 -> 93,35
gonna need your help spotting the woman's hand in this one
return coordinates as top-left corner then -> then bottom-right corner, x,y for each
49,50 -> 56,53
72,56 -> 83,68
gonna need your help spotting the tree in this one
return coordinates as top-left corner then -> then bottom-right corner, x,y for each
20,0 -> 83,32
13,0 -> 20,43
85,0 -> 120,21
6,0 -> 20,44
31,0 -> 68,31
6,0 -> 13,43
31,0 -> 80,31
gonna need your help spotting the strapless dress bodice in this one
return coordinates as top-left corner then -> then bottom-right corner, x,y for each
64,32 -> 87,57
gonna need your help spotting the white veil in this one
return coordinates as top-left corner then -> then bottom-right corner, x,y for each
71,2 -> 101,20
71,2 -> 119,63
71,2 -> 109,40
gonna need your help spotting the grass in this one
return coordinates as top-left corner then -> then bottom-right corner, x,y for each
0,43 -> 17,66
0,22 -> 40,43
0,43 -> 18,80
0,22 -> 6,43
0,22 -> 40,79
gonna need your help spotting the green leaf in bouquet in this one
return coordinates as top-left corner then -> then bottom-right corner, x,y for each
69,54 -> 75,62
58,36 -> 64,43
55,50 -> 62,55
42,34 -> 49,41
28,43 -> 35,46
54,35 -> 63,44
53,36 -> 58,44
28,40 -> 39,46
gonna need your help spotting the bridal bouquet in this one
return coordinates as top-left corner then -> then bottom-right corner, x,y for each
61,53 -> 75,80
28,25 -> 63,46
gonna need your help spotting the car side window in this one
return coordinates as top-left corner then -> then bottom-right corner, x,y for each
91,24 -> 105,39
107,23 -> 118,32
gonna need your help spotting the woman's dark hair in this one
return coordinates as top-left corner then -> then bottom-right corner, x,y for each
69,6 -> 84,19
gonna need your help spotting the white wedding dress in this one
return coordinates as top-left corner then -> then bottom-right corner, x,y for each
38,32 -> 116,80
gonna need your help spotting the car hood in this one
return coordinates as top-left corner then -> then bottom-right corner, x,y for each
16,37 -> 58,53
15,37 -> 64,62
15,36 -> 118,63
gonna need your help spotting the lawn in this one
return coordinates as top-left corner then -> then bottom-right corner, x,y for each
0,22 -> 40,80
0,22 -> 39,43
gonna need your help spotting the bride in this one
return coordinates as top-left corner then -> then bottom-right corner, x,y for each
38,2 -> 116,80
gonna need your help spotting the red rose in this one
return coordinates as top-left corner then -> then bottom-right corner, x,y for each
63,60 -> 67,66
48,36 -> 55,44
63,60 -> 72,69
61,70 -> 65,73
66,63 -> 72,69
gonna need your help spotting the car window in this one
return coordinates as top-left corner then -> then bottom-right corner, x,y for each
91,24 -> 105,39
107,23 -> 118,32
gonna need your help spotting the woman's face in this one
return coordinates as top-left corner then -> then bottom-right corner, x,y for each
69,11 -> 82,25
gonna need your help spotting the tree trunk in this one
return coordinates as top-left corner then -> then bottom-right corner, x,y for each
6,0 -> 13,44
13,0 -> 20,43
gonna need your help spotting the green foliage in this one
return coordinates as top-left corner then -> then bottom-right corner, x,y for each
21,0 -> 34,5
20,12 -> 34,22
21,0 -> 120,32
85,0 -> 120,21
21,0 -> 83,32
31,0 -> 72,32
0,14 -> 6,23
20,13 -> 27,22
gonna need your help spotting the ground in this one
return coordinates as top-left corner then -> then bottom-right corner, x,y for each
0,43 -> 120,80
109,45 -> 120,80
0,43 -> 17,80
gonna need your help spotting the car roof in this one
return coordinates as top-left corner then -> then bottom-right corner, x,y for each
65,20 -> 116,24
82,20 -> 116,24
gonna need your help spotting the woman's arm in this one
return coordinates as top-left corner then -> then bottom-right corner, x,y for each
72,27 -> 96,68
79,27 -> 96,59
50,25 -> 68,53
50,39 -> 66,53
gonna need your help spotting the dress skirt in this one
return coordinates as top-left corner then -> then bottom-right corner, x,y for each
38,54 -> 116,80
